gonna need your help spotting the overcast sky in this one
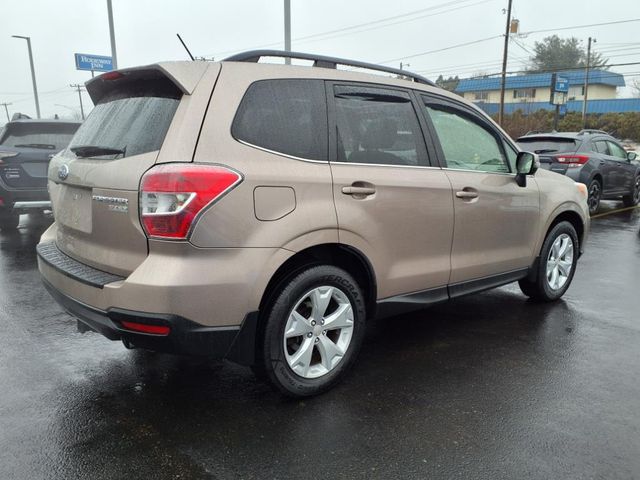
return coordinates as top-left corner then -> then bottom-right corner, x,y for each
1,0 -> 639,120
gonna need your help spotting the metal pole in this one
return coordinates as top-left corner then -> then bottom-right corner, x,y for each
70,84 -> 85,120
498,0 -> 513,126
582,37 -> 594,128
553,104 -> 560,131
107,0 -> 118,69
1,103 -> 11,122
12,36 -> 41,119
284,0 -> 291,64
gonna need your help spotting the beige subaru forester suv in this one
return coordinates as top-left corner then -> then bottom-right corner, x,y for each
38,51 -> 589,397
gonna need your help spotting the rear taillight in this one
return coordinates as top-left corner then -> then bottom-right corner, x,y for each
554,154 -> 590,168
140,164 -> 242,239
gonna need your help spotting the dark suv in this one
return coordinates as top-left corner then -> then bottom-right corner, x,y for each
0,118 -> 80,230
517,130 -> 640,214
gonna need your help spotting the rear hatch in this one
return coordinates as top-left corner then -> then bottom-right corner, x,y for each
0,121 -> 78,189
516,136 -> 581,175
48,63 -> 211,276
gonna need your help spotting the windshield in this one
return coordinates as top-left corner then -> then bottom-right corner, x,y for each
517,138 -> 578,155
0,123 -> 78,149
68,85 -> 180,159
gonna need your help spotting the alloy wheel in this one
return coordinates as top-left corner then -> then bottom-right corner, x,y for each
283,286 -> 354,379
587,182 -> 601,214
546,233 -> 574,291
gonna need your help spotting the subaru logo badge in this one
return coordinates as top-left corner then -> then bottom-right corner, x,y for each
58,164 -> 69,181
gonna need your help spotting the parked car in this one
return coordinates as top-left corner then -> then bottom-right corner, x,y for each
0,118 -> 81,229
37,51 -> 589,397
517,130 -> 640,215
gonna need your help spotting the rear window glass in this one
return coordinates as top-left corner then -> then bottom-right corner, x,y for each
0,123 -> 79,150
68,79 -> 180,159
232,79 -> 328,160
517,138 -> 578,154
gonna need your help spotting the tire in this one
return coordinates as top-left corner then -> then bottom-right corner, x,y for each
622,175 -> 640,208
258,265 -> 366,397
0,210 -> 19,231
519,221 -> 579,302
587,179 -> 601,215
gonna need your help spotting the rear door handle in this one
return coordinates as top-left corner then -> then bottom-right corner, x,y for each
342,186 -> 376,196
455,191 -> 479,199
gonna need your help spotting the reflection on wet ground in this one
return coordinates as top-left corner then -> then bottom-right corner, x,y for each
1,206 -> 639,479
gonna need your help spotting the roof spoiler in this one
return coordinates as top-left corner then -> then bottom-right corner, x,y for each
85,62 -> 209,104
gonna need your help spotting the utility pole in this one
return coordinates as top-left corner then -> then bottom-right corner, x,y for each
582,37 -> 595,128
399,62 -> 410,70
107,0 -> 118,69
0,103 -> 11,122
70,84 -> 86,120
284,0 -> 291,64
12,35 -> 41,119
498,0 -> 513,126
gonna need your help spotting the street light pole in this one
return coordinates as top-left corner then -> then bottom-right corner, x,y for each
582,37 -> 595,128
284,0 -> 291,65
498,0 -> 513,126
107,0 -> 118,69
11,35 -> 41,119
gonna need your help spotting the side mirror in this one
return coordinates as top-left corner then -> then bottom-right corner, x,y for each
515,151 -> 539,187
627,151 -> 637,161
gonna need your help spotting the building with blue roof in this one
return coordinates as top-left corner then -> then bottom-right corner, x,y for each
455,69 -> 626,107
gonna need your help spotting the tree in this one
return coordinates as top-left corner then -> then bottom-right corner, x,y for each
435,74 -> 459,92
527,35 -> 608,72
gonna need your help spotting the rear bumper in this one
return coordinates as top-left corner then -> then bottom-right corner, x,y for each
0,177 -> 49,209
42,278 -> 258,361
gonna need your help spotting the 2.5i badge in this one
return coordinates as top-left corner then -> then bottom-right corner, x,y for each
92,195 -> 129,213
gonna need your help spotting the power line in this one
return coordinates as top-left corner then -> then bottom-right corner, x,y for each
521,18 -> 640,36
378,35 -> 503,65
200,0 -> 496,57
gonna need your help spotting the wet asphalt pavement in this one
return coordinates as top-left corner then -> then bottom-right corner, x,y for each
1,205 -> 639,480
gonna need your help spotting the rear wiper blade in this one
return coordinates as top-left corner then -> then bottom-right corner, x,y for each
70,145 -> 126,158
14,143 -> 56,149
534,149 -> 558,154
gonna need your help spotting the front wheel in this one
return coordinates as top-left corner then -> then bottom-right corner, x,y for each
258,265 -> 366,397
622,176 -> 640,208
519,221 -> 579,302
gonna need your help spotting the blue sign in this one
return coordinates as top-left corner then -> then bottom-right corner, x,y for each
554,76 -> 569,93
74,53 -> 113,72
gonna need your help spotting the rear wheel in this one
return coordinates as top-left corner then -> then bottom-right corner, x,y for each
622,175 -> 640,207
258,265 -> 366,397
0,210 -> 19,231
519,221 -> 578,302
587,179 -> 601,215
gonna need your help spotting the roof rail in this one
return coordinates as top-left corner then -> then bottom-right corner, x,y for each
223,49 -> 436,86
578,129 -> 608,135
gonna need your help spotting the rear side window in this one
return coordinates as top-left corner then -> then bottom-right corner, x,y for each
232,79 -> 328,160
1,122 -> 79,150
333,85 -> 427,166
68,78 -> 181,159
517,138 -> 578,154
593,141 -> 609,155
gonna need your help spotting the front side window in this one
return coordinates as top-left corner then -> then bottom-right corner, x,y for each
423,103 -> 509,173
607,141 -> 627,160
333,85 -> 427,166
232,79 -> 328,160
